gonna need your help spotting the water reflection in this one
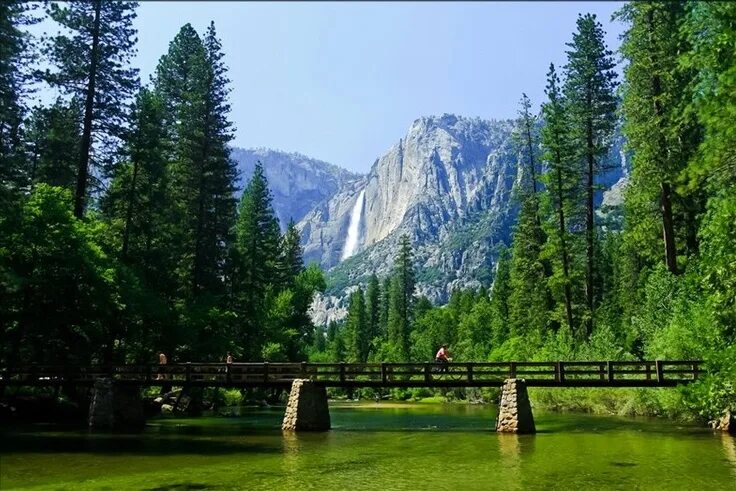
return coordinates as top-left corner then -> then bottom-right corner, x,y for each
722,433 -> 736,479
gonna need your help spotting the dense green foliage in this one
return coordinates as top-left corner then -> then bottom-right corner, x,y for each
310,4 -> 735,421
0,3 -> 323,367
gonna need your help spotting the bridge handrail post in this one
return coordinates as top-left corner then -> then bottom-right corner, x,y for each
467,363 -> 474,383
380,363 -> 387,384
559,363 -> 566,384
607,361 -> 614,383
186,362 -> 192,385
424,363 -> 431,383
300,361 -> 307,379
599,363 -> 605,381
509,362 -> 517,379
339,362 -> 346,384
554,362 -> 561,384
692,362 -> 699,380
645,362 -> 652,380
263,362 -> 270,384
655,360 -> 664,383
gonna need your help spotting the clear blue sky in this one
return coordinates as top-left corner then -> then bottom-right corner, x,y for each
37,1 -> 627,173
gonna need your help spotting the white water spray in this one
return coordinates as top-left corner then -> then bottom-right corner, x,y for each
341,189 -> 365,260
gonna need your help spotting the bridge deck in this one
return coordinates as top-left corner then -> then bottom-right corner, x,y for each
0,360 -> 701,388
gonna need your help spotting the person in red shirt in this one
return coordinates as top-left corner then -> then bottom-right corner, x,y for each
435,344 -> 450,372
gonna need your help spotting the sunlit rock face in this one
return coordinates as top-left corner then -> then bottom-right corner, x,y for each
299,114 -> 519,270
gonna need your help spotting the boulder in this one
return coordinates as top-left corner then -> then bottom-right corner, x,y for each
710,410 -> 735,435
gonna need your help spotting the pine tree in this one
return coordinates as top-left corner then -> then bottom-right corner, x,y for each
100,88 -> 168,259
0,1 -> 39,199
153,23 -> 237,298
507,94 -> 549,337
387,234 -> 415,360
618,2 -> 701,275
232,161 -> 282,357
280,220 -> 304,287
24,99 -> 81,192
379,276 -> 391,339
346,287 -> 369,362
489,248 -> 511,348
563,13 -> 618,334
365,274 -> 381,350
516,93 -> 540,197
44,0 -> 139,217
540,63 -> 580,332
508,191 -> 549,337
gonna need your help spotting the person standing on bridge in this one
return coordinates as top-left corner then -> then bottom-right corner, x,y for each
157,352 -> 168,380
435,344 -> 451,372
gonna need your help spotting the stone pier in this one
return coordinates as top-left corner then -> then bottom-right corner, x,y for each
88,378 -> 145,431
496,378 -> 535,434
282,379 -> 330,431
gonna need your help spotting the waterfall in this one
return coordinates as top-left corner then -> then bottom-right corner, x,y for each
341,189 -> 365,260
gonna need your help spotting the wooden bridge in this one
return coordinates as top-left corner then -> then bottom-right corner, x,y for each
1,360 -> 702,389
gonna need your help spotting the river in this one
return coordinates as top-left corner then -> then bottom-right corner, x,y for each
1,402 -> 735,490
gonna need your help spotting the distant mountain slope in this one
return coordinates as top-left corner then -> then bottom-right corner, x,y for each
231,147 -> 361,229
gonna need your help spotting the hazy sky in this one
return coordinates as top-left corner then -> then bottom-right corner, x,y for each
36,1 -> 627,172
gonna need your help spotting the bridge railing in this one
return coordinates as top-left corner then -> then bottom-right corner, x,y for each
0,360 -> 702,387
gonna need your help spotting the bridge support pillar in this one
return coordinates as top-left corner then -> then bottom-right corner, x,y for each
496,378 -> 535,434
89,378 -> 145,431
282,379 -> 330,431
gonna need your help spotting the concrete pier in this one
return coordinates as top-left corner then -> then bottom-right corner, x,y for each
88,378 -> 145,431
496,378 -> 535,434
282,379 -> 330,431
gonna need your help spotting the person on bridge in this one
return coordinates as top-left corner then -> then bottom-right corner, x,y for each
435,344 -> 451,372
157,352 -> 168,380
226,352 -> 233,364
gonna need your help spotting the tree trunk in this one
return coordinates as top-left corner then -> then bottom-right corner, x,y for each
555,164 -> 574,331
661,182 -> 678,274
121,159 -> 140,259
74,0 -> 102,219
585,113 -> 595,336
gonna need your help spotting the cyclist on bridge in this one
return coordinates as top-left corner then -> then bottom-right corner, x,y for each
435,344 -> 451,372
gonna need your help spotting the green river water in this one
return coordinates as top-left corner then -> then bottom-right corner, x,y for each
1,402 -> 735,490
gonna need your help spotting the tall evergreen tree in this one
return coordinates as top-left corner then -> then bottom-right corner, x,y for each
540,63 -> 580,332
365,274 -> 381,350
379,276 -> 391,339
346,287 -> 369,362
563,13 -> 618,333
618,2 -> 700,275
24,99 -> 81,192
44,0 -> 139,217
489,248 -> 512,348
280,220 -> 304,287
102,88 -> 169,261
232,161 -> 282,357
387,234 -> 415,360
0,1 -> 39,198
508,94 -> 549,336
153,23 -> 237,298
